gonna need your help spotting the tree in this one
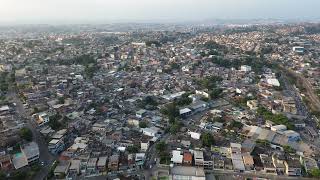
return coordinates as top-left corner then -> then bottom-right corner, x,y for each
0,170 -> 6,180
19,127 -> 33,142
139,121 -> 147,128
175,94 -> 192,106
169,122 -> 181,134
283,145 -> 296,154
210,88 -> 223,99
48,117 -> 63,130
58,96 -> 65,104
127,145 -> 140,153
156,141 -> 167,153
310,168 -> 320,177
229,120 -> 243,129
160,103 -> 179,119
201,132 -> 214,147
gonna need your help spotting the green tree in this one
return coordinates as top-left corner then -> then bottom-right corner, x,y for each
160,103 -> 179,119
210,88 -> 223,99
58,96 -> 65,104
169,122 -> 181,134
127,145 -> 140,153
19,127 -> 33,142
201,132 -> 214,147
175,94 -> 192,106
310,168 -> 320,177
48,116 -> 63,130
156,141 -> 167,153
139,121 -> 147,128
283,145 -> 296,154
0,170 -> 6,180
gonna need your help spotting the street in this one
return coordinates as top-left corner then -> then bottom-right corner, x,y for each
7,87 -> 55,180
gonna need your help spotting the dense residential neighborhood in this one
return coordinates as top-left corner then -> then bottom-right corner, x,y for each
0,23 -> 320,180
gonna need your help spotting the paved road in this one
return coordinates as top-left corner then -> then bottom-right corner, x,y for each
208,170 -> 315,180
7,88 -> 55,180
143,133 -> 171,179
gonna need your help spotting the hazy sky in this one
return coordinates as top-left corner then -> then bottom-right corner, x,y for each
1,0 -> 320,24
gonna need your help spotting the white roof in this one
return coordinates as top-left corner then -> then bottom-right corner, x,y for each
271,125 -> 287,131
21,142 -> 39,159
12,153 -> 28,169
267,78 -> 280,87
194,150 -> 204,160
179,108 -> 192,115
49,139 -> 60,145
0,105 -> 9,112
171,166 -> 205,177
171,150 -> 183,164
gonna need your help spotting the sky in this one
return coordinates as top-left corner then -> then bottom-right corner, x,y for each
0,0 -> 320,24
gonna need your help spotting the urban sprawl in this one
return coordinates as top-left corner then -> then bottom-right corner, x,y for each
0,23 -> 320,180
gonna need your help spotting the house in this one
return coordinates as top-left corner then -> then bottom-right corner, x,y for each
183,152 -> 192,166
135,153 -> 146,166
0,105 -> 9,114
284,157 -> 302,176
0,154 -> 12,170
292,46 -> 304,54
240,65 -> 252,72
108,155 -> 119,171
283,130 -> 300,142
97,156 -> 108,172
190,100 -> 208,113
171,166 -> 206,180
224,158 -> 233,170
142,127 -> 160,137
212,122 -> 223,132
12,152 -> 28,169
136,109 -> 147,118
141,140 -> 150,152
260,154 -> 277,175
69,159 -> 81,175
171,150 -> 183,165
194,150 -> 204,166
188,131 -> 201,140
195,90 -> 209,98
231,154 -> 245,172
282,97 -> 297,114
179,108 -> 192,118
54,161 -> 71,178
272,153 -> 286,174
21,142 -> 39,164
86,158 -> 98,174
203,153 -> 214,170
241,139 -> 256,154
48,139 -> 65,155
271,125 -> 287,133
35,112 -> 50,126
267,78 -> 280,87
242,153 -> 254,171
213,157 -> 224,170
247,100 -> 258,110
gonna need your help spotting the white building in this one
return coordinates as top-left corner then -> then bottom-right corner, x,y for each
21,142 -> 40,164
188,131 -> 201,140
271,125 -> 287,133
171,166 -> 205,180
267,78 -> 280,87
240,65 -> 252,72
142,127 -> 160,137
171,150 -> 183,164
292,46 -> 304,54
